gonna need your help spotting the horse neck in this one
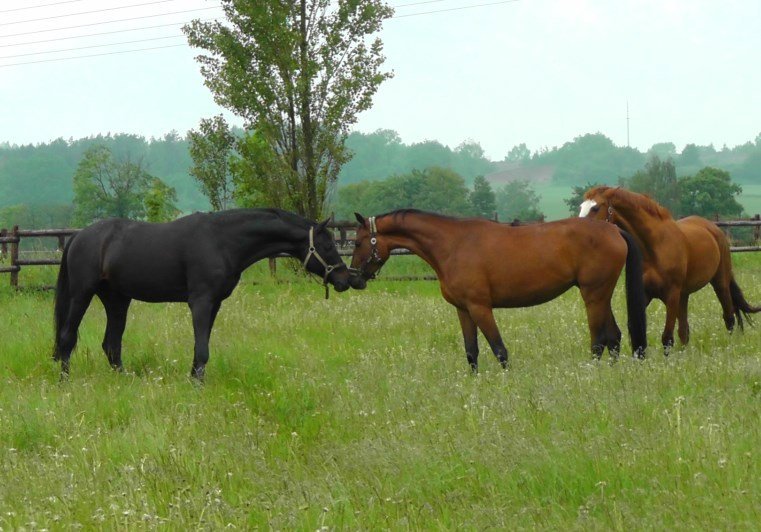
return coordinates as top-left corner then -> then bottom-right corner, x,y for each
377,213 -> 454,273
609,196 -> 673,259
218,211 -> 305,271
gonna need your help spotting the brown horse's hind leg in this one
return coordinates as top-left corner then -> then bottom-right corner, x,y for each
677,293 -> 690,345
466,304 -> 509,370
456,308 -> 479,372
579,286 -> 617,360
710,277 -> 736,332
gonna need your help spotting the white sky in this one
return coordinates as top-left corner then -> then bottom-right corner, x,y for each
1,0 -> 760,159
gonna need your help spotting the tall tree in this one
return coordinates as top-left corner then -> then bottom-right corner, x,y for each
469,175 -> 496,218
72,146 -> 153,226
188,115 -> 236,211
495,180 -> 544,222
184,0 -> 394,219
144,178 -> 180,222
563,181 -> 603,216
621,155 -> 680,215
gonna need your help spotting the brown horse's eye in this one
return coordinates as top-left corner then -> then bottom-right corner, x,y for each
591,205 -> 600,212
354,240 -> 361,248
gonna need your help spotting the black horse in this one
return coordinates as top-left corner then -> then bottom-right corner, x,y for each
53,208 -> 352,380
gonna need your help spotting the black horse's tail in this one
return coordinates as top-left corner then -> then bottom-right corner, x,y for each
729,277 -> 761,331
53,235 -> 74,361
619,229 -> 648,357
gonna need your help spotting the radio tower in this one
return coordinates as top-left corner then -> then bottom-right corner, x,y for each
626,101 -> 630,148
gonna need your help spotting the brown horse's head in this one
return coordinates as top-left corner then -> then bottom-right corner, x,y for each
348,212 -> 390,290
579,186 -> 616,221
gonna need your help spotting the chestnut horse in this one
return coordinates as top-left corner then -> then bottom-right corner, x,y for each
580,186 -> 761,351
349,210 -> 647,371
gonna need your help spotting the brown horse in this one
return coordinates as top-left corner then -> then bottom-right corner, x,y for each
580,186 -> 761,351
348,210 -> 647,371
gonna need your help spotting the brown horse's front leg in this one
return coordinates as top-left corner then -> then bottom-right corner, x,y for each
662,291 -> 680,355
456,308 -> 479,373
467,304 -> 509,370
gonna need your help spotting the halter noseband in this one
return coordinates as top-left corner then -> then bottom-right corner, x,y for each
350,216 -> 385,280
303,226 -> 346,299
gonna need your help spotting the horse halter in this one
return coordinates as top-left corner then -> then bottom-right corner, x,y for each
350,216 -> 385,280
302,226 -> 346,299
605,205 -> 614,223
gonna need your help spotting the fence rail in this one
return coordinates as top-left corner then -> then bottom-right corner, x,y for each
1,217 -> 760,289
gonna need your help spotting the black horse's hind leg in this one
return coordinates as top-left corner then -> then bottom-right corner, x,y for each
456,308 -> 479,373
189,297 -> 221,380
97,288 -> 131,371
467,304 -> 509,370
57,294 -> 95,377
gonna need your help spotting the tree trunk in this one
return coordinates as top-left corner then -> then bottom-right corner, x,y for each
300,0 -> 317,219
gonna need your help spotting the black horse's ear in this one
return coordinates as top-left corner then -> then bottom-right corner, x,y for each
354,212 -> 366,225
316,218 -> 330,231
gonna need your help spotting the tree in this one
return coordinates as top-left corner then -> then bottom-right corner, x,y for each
679,167 -> 743,218
72,146 -> 153,226
188,115 -> 236,211
648,142 -> 677,160
495,180 -> 544,222
469,175 -> 496,218
504,142 -> 530,163
620,155 -> 680,214
144,178 -> 180,222
679,143 -> 701,167
564,181 -> 603,216
184,0 -> 394,219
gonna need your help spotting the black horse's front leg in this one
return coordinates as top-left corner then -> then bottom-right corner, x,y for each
188,298 -> 221,381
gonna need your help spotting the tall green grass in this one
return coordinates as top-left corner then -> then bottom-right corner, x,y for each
0,256 -> 760,528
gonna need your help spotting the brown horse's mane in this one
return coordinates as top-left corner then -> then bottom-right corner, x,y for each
377,208 -> 497,224
603,187 -> 674,221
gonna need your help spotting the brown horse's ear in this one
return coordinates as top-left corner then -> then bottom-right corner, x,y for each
354,212 -> 366,226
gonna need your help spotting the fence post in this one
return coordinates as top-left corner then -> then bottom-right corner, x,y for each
10,225 -> 19,289
268,257 -> 277,277
57,235 -> 66,252
754,214 -> 760,244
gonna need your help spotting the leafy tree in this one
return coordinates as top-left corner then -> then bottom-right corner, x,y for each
679,143 -> 702,167
679,167 -> 743,218
144,178 -> 180,222
72,146 -> 153,226
620,155 -> 680,214
188,115 -> 236,210
495,180 -> 544,222
543,133 -> 645,185
504,142 -> 530,162
335,167 -> 471,219
469,175 -> 496,218
184,0 -> 394,219
648,142 -> 677,160
564,181 -> 603,216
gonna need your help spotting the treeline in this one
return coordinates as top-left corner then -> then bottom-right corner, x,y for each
1,129 -> 760,228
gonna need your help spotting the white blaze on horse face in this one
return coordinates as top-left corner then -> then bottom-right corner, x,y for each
579,200 -> 597,217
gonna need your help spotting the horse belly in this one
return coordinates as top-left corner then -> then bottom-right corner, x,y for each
103,254 -> 189,302
490,274 -> 575,308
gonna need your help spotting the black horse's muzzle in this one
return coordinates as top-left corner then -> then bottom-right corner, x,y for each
329,266 -> 352,292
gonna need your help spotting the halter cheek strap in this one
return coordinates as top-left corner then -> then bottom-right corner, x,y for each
303,226 -> 345,299
606,205 -> 614,223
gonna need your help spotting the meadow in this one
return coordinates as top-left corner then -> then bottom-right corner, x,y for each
1,255 -> 760,529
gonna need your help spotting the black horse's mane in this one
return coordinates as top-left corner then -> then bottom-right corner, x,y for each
209,207 -> 314,228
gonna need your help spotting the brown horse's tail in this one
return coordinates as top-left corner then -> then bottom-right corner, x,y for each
53,235 -> 74,361
619,229 -> 648,357
729,277 -> 761,330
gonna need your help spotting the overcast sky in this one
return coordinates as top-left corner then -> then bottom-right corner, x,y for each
1,0 -> 759,160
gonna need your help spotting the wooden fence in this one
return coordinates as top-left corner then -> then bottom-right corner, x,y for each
1,217 -> 760,289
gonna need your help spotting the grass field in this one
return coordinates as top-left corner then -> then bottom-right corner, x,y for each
535,182 -> 761,221
1,255 -> 761,529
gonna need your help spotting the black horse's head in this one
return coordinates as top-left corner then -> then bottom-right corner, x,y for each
347,212 -> 389,290
302,218 -> 351,292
